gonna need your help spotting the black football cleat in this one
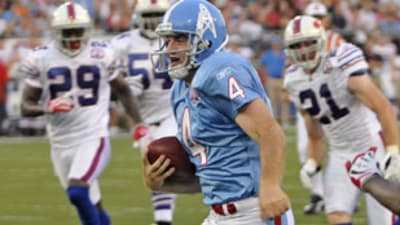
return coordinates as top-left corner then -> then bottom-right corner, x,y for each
303,194 -> 325,215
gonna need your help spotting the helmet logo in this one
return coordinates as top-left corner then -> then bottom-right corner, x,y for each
313,20 -> 321,29
67,3 -> 76,21
197,4 -> 217,38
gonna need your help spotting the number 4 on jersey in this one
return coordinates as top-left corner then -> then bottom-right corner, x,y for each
228,77 -> 245,99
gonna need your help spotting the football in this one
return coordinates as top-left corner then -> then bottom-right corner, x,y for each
147,136 -> 196,182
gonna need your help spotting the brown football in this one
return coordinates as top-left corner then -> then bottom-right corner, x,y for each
147,136 -> 196,182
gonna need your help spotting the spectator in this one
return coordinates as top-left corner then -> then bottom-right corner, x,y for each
330,2 -> 347,30
379,5 -> 400,39
105,1 -> 132,33
371,33 -> 398,111
226,34 -> 254,60
0,59 -> 8,135
356,0 -> 378,34
262,0 -> 280,30
259,36 -> 289,128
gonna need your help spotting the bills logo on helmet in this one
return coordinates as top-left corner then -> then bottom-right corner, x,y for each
197,3 -> 217,38
313,20 -> 321,29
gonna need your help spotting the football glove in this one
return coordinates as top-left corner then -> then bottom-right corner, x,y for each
132,124 -> 152,151
46,96 -> 74,113
380,145 -> 400,183
345,147 -> 382,190
300,159 -> 321,189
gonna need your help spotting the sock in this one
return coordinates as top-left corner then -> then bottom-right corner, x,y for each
152,192 -> 176,222
67,186 -> 100,225
98,208 -> 111,225
311,170 -> 324,197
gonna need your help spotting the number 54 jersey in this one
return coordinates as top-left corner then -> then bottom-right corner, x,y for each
111,30 -> 173,125
20,41 -> 122,148
284,43 -> 382,153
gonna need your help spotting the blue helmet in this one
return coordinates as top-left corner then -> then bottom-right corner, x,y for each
151,0 -> 229,79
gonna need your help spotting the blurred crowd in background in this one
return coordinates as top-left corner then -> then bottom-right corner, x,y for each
1,0 -> 400,136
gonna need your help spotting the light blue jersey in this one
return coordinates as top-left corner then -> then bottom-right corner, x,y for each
171,51 -> 271,205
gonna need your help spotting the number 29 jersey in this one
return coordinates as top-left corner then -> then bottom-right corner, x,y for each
111,30 -> 173,124
284,43 -> 382,153
21,41 -> 122,148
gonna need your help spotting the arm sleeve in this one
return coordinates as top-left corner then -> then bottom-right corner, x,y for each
196,63 -> 261,119
337,44 -> 369,77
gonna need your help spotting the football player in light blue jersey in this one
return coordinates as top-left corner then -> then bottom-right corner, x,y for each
142,1 -> 295,225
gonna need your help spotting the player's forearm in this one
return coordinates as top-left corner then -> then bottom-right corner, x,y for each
377,108 -> 399,147
307,137 -> 324,165
260,123 -> 286,186
20,86 -> 44,117
304,114 -> 324,165
115,85 -> 143,125
363,176 -> 400,215
20,101 -> 45,117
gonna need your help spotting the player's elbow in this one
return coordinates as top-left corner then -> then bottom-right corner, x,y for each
389,199 -> 400,215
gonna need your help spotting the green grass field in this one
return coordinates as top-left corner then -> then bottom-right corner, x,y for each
0,130 -> 369,225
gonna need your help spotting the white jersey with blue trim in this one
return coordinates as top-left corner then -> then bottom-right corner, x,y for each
111,30 -> 173,124
172,51 -> 271,205
20,40 -> 122,148
284,42 -> 381,152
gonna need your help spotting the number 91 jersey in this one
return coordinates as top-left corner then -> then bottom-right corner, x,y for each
110,30 -> 173,124
20,40 -> 122,148
284,43 -> 382,153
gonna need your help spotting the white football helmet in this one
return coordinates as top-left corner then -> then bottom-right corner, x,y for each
284,15 -> 326,71
134,0 -> 169,39
51,2 -> 92,57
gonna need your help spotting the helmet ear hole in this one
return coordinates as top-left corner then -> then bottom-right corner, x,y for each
199,40 -> 211,50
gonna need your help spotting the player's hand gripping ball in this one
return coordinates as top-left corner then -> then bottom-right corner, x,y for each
147,136 -> 196,182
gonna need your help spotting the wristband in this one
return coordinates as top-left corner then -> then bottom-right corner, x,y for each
305,158 -> 321,172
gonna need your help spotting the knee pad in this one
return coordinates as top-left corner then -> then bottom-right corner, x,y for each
67,186 -> 90,205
